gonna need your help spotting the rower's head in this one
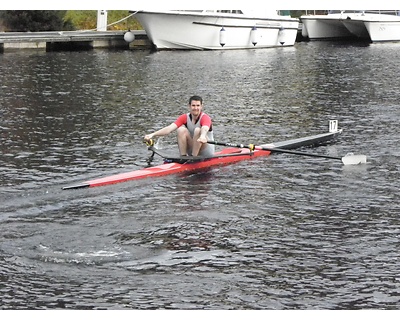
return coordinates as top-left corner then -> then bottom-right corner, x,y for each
188,95 -> 204,116
189,95 -> 203,106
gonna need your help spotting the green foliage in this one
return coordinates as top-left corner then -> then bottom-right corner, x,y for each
64,11 -> 97,30
64,10 -> 142,31
0,11 -> 74,32
0,10 -> 142,32
106,11 -> 143,30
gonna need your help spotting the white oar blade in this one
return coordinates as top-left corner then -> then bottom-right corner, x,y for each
341,154 -> 367,165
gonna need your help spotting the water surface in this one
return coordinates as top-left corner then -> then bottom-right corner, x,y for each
1,41 -> 400,309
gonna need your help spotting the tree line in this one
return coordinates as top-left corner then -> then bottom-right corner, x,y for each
0,11 -> 142,32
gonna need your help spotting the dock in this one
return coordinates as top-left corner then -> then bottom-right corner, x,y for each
0,30 -> 152,53
1,26 -> 307,53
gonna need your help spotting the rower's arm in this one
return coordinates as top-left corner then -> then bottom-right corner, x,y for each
200,125 -> 209,139
146,123 -> 178,140
198,125 -> 210,143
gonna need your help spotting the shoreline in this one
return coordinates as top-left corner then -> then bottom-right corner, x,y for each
0,30 -> 151,53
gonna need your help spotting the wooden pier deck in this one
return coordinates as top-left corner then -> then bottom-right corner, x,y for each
0,30 -> 151,53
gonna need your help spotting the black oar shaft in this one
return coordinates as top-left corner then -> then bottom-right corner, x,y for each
208,140 -> 342,161
258,146 -> 342,160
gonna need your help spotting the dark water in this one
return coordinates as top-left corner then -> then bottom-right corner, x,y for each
1,41 -> 400,310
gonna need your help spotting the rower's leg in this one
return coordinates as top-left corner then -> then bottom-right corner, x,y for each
177,126 -> 192,156
192,127 -> 204,156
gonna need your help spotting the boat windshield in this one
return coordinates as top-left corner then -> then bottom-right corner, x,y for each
327,10 -> 400,15
203,10 -> 243,14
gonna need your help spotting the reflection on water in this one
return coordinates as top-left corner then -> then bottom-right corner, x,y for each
1,42 -> 400,309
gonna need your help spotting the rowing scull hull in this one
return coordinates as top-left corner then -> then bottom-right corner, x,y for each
63,128 -> 341,190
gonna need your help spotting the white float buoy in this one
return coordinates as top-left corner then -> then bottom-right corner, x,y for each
124,31 -> 135,43
220,27 -> 226,47
278,26 -> 285,45
250,26 -> 258,46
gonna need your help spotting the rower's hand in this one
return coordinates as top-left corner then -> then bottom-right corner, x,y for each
144,134 -> 152,142
144,134 -> 155,146
197,136 -> 207,144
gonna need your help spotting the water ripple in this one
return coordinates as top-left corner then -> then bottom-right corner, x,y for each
1,44 -> 400,309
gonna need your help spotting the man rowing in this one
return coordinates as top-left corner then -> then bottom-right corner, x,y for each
144,95 -> 214,157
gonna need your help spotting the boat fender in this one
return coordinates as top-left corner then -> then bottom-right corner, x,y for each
250,26 -> 258,46
301,24 -> 308,38
278,26 -> 286,45
124,31 -> 135,43
220,27 -> 226,47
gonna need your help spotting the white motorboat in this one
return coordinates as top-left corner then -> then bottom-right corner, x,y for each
301,10 -> 400,42
133,9 -> 299,50
300,11 -> 358,40
342,11 -> 400,42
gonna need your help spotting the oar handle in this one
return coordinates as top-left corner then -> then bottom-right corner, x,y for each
144,138 -> 155,147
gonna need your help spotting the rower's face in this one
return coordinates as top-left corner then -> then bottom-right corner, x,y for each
189,100 -> 202,115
